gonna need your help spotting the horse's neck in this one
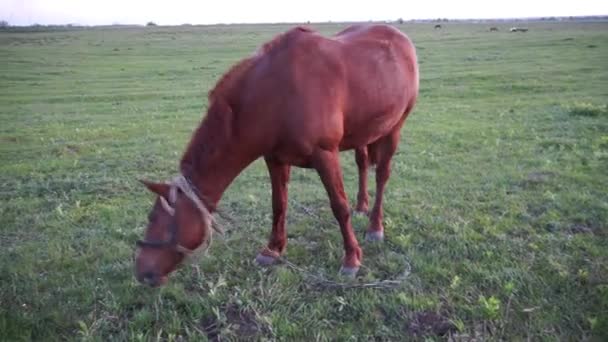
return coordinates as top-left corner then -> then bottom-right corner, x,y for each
179,105 -> 254,211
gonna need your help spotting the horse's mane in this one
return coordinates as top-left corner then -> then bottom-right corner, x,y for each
207,26 -> 314,104
183,27 -> 315,175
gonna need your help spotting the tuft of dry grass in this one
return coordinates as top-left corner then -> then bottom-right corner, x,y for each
567,102 -> 608,117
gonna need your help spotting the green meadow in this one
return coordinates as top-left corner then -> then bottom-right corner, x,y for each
1,21 -> 607,340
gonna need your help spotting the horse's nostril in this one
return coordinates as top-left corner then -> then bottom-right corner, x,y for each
141,271 -> 159,286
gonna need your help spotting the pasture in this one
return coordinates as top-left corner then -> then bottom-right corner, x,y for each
1,21 -> 607,340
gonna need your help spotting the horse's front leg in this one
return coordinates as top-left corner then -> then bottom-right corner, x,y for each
255,157 -> 291,266
312,148 -> 362,277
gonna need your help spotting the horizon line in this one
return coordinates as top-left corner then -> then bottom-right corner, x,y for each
2,14 -> 607,28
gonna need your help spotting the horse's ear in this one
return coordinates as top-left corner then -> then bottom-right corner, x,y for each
139,179 -> 170,198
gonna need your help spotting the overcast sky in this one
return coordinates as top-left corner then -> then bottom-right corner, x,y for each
2,0 -> 607,26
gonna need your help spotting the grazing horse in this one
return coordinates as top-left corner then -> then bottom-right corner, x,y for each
134,24 -> 419,287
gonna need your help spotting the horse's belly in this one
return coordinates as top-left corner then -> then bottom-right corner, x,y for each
339,109 -> 404,150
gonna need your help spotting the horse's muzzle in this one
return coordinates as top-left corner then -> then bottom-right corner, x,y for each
137,271 -> 165,287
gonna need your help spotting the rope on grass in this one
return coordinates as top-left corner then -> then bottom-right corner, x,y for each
211,198 -> 412,290
277,255 -> 411,290
281,200 -> 412,290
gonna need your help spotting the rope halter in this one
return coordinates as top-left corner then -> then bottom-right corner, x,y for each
137,174 -> 223,256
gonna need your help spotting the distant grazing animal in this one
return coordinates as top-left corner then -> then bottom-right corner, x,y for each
490,27 -> 499,32
434,24 -> 442,29
510,27 -> 529,32
134,24 -> 420,287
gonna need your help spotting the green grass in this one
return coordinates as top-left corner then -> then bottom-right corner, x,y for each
1,21 -> 607,340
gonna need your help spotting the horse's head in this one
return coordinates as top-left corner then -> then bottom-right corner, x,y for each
134,176 -> 215,287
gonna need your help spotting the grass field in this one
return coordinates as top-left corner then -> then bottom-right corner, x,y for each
1,21 -> 607,340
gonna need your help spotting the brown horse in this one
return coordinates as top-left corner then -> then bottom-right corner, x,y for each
134,24 -> 419,286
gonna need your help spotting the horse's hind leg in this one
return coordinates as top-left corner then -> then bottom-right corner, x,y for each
365,128 -> 401,242
255,157 -> 291,266
312,148 -> 362,276
354,146 -> 369,214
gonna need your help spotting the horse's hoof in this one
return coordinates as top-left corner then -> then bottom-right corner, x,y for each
365,230 -> 384,242
339,265 -> 360,278
255,253 -> 278,266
